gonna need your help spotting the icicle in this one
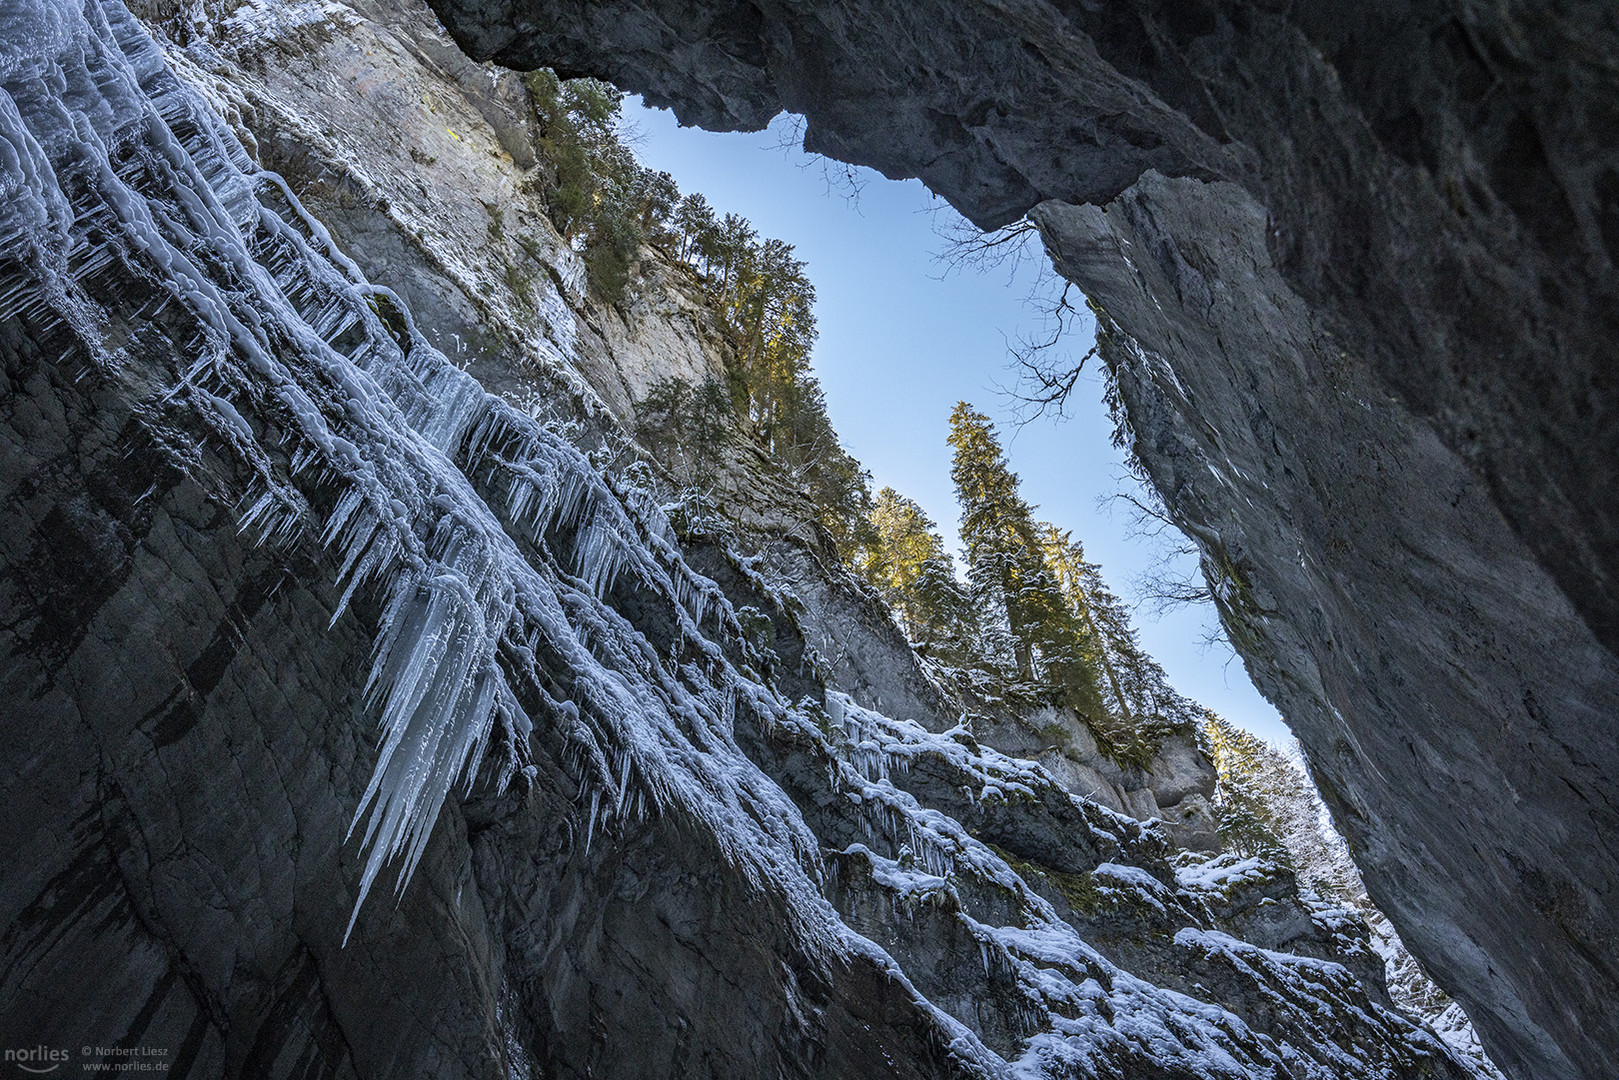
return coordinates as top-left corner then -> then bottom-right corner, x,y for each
720,686 -> 737,731
571,514 -> 624,598
584,788 -> 601,854
14,0 -> 848,963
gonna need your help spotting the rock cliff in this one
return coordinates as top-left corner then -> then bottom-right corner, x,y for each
401,2 -> 1619,1077
142,0 -> 1220,844
1,0 -> 1496,1075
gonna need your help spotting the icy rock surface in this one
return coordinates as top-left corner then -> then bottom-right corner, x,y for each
0,0 -> 1495,1075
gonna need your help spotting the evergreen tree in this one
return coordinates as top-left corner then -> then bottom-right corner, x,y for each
947,403 -> 1105,714
1042,525 -> 1203,750
525,71 -> 622,240
1203,712 -> 1290,859
1202,712 -> 1359,881
862,488 -> 943,629
633,375 -> 734,488
1039,526 -> 1124,712
671,193 -> 716,264
523,71 -> 872,551
858,488 -> 975,657
690,230 -> 869,554
910,554 -> 978,662
524,70 -> 678,303
1203,717 -> 1506,1073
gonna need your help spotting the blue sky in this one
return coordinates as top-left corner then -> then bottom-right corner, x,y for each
622,98 -> 1292,745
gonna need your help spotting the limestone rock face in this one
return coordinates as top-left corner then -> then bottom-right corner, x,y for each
975,708 -> 1220,854
1034,176 -> 1619,1080
407,1 -> 1619,1078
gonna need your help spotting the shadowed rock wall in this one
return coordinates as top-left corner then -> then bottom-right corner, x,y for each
413,1 -> 1619,1077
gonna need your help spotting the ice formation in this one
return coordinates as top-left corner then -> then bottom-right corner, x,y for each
0,0 -> 775,945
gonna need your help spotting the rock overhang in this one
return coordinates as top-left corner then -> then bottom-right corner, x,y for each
406,2 -> 1619,1078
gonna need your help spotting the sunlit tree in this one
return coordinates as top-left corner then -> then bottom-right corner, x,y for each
858,489 -> 975,655
947,404 -> 1107,712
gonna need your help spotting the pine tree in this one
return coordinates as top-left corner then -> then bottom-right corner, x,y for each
857,488 -> 976,658
947,404 -> 1106,714
1203,712 -> 1357,883
524,71 -> 684,303
910,555 -> 977,663
948,402 -> 1042,679
633,375 -> 734,488
522,74 -> 876,551
860,488 -> 943,632
1042,526 -> 1203,750
670,193 -> 714,264
1203,712 -> 1291,860
1040,526 -> 1126,714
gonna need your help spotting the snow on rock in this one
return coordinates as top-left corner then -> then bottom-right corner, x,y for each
763,694 -> 1489,1076
1175,853 -> 1275,896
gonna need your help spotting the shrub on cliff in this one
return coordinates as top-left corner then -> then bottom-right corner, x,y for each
634,375 -> 734,488
524,69 -> 678,304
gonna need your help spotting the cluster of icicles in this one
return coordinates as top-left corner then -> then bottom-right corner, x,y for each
0,0 -> 825,945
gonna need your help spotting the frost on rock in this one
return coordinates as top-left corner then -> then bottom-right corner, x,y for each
0,0 -> 795,948
769,696 -> 1488,1077
0,1 -> 1498,1073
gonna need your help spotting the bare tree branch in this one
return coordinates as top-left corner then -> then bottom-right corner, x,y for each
1111,489 -> 1184,540
767,114 -> 869,206
932,208 -> 1227,641
931,214 -> 1043,283
1094,478 -> 1220,622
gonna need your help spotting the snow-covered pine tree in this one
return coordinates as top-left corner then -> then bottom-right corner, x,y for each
1205,712 -> 1342,872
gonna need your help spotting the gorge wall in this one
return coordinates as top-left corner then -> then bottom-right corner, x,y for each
408,2 -> 1619,1079
1,0 -> 1507,1075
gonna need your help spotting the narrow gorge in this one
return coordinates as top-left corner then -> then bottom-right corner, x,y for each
1,1 -> 1612,1079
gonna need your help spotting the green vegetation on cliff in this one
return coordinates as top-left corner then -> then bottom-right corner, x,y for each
526,71 -> 872,551
522,75 -> 1194,770
857,403 -> 1200,765
856,488 -> 977,662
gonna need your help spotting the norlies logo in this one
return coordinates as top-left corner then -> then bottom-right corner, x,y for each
4,1046 -> 68,1074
